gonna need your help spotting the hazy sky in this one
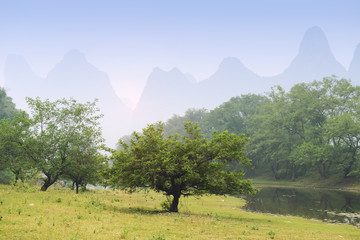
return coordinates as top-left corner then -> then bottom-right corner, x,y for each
1,0 -> 359,108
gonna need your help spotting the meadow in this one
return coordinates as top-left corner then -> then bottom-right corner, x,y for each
0,184 -> 359,240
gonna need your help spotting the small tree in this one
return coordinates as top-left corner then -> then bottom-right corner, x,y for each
63,142 -> 106,194
0,112 -> 33,183
110,122 -> 254,212
26,97 -> 104,191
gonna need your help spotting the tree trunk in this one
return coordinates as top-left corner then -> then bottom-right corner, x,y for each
291,163 -> 296,181
170,194 -> 180,212
41,181 -> 52,191
344,150 -> 357,178
76,182 -> 79,194
14,175 -> 19,185
40,175 -> 58,191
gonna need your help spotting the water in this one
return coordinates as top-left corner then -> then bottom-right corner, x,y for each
243,187 -> 360,227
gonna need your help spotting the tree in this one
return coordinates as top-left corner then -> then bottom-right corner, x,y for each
63,140 -> 106,194
0,112 -> 34,183
0,88 -> 24,183
203,94 -> 269,175
26,97 -> 104,191
164,108 -> 208,136
203,94 -> 268,136
110,121 -> 254,212
0,87 -> 20,120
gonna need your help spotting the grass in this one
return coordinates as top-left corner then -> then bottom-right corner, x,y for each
0,184 -> 359,239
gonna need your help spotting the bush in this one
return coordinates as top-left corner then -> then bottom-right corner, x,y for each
0,170 -> 14,184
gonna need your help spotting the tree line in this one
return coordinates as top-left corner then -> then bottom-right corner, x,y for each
166,76 -> 360,182
0,94 -> 106,193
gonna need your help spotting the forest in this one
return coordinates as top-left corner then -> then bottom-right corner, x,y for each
160,76 -> 360,182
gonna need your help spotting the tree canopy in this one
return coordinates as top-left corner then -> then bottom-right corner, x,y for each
26,97 -> 105,191
0,112 -> 33,182
109,121 -> 254,212
0,87 -> 20,120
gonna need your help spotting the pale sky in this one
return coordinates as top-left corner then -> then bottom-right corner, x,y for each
1,0 -> 359,108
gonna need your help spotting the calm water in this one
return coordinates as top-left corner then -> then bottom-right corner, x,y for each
243,187 -> 360,227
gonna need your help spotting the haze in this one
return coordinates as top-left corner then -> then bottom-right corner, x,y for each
1,0 -> 360,147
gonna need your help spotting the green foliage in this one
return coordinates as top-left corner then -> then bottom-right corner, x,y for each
251,225 -> 259,230
0,88 -> 26,179
0,87 -> 20,120
169,77 -> 360,183
268,230 -> 276,239
11,181 -> 37,192
110,121 -> 254,212
0,112 -> 34,182
203,94 -> 269,136
25,97 -> 105,191
0,170 -> 14,184
164,108 -> 208,136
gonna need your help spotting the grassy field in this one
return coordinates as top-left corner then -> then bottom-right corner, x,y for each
0,184 -> 359,240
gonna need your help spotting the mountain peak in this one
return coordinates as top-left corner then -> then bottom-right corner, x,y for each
348,43 -> 360,80
149,67 -> 186,80
298,26 -> 332,57
349,43 -> 360,69
151,67 -> 163,73
170,67 -> 181,74
218,57 -> 245,70
62,49 -> 87,63
4,54 -> 41,84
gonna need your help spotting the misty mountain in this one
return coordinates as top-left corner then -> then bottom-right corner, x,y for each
133,26 -> 357,129
3,26 -> 359,143
4,55 -> 43,110
348,43 -> 360,83
269,26 -> 347,89
132,57 -> 264,129
196,57 -> 264,109
131,67 -> 196,130
4,50 -> 130,147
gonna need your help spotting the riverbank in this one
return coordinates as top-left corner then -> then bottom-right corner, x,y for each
252,176 -> 360,193
0,184 -> 359,239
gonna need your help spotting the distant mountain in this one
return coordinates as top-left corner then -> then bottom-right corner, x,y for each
133,26 -> 355,130
196,57 -> 263,109
4,27 -> 359,141
269,26 -> 346,89
132,67 -> 196,130
348,43 -> 360,83
132,57 -> 265,129
4,50 -> 130,147
4,54 -> 44,110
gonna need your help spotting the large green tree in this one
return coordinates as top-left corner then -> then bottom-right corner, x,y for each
26,97 -> 104,191
110,122 -> 254,212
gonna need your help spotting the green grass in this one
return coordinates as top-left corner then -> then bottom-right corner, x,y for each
0,184 -> 359,239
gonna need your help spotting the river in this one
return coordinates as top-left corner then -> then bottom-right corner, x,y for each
243,187 -> 360,227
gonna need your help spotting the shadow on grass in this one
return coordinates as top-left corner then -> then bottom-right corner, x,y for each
118,206 -> 170,215
117,205 -> 268,225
